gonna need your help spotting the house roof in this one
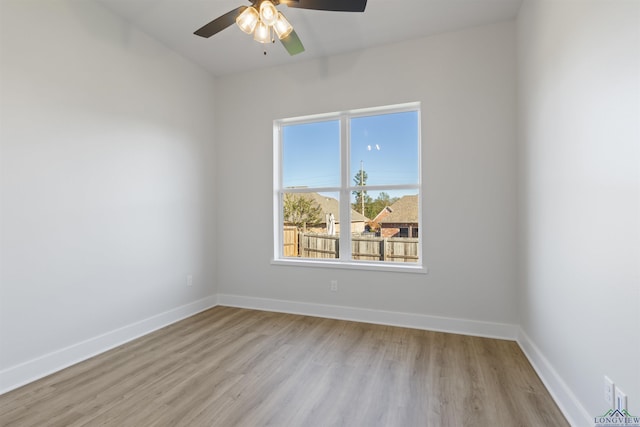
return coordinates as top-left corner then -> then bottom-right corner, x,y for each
284,192 -> 368,223
379,195 -> 419,224
372,206 -> 393,223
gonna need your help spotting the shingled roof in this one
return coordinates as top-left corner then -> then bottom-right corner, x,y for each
284,192 -> 368,223
379,195 -> 419,223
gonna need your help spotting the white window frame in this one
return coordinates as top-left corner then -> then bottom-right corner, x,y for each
272,102 -> 425,273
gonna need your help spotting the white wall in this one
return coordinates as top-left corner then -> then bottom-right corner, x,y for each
517,0 -> 640,423
215,23 -> 518,327
2,1 -> 635,422
0,0 -> 217,390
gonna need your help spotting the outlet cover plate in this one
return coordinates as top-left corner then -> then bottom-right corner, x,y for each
604,376 -> 614,408
616,387 -> 627,411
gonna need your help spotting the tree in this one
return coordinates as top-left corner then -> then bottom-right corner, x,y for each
351,170 -> 402,220
352,169 -> 371,216
283,194 -> 323,231
367,192 -> 399,220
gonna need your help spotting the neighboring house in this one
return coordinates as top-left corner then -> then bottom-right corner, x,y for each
378,195 -> 419,238
284,192 -> 368,234
371,206 -> 393,224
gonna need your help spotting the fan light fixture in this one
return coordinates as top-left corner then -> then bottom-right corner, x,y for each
253,20 -> 271,43
273,12 -> 293,39
236,0 -> 293,44
236,7 -> 260,34
195,0 -> 369,57
259,1 -> 278,26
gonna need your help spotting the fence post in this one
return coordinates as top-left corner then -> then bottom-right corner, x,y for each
381,238 -> 386,261
299,232 -> 304,257
335,237 -> 339,258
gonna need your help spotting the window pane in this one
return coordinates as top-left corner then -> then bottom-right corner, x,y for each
350,111 -> 419,186
351,190 -> 420,263
282,191 -> 340,259
275,103 -> 422,269
282,120 -> 340,188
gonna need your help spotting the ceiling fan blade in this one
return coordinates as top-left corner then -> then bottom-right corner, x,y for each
280,30 -> 305,56
194,6 -> 247,38
285,0 -> 367,12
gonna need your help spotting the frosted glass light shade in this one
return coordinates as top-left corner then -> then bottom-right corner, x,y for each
253,20 -> 271,43
236,7 -> 260,34
259,1 -> 278,26
273,12 -> 293,39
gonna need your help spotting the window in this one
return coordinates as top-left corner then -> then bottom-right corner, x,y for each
273,103 -> 423,271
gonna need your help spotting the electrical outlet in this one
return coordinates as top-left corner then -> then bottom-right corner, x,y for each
330,280 -> 338,292
604,376 -> 615,408
615,387 -> 627,411
187,275 -> 193,287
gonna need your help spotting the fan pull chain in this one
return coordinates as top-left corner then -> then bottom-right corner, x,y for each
264,27 -> 276,55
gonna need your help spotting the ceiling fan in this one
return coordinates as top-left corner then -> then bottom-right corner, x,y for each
194,0 -> 368,56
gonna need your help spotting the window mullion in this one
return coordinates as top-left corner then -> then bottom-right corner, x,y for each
339,114 -> 351,260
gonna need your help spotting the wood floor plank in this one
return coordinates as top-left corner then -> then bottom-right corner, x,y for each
0,306 -> 568,426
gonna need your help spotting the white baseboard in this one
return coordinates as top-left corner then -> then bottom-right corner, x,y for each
219,294 -> 589,425
1,292 -> 586,427
0,295 -> 218,395
217,294 -> 518,340
517,328 -> 591,427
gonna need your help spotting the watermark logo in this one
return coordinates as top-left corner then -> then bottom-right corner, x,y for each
594,409 -> 640,427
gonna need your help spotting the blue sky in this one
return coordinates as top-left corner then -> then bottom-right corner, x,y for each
282,111 -> 419,190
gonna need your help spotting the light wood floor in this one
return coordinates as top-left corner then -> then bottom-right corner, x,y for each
0,306 -> 568,427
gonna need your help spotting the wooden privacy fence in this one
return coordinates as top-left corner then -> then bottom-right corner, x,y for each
283,226 -> 299,257
284,231 -> 418,262
352,235 -> 419,262
300,233 -> 339,259
386,237 -> 419,262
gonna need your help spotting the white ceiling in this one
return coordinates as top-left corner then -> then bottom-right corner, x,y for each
97,0 -> 523,76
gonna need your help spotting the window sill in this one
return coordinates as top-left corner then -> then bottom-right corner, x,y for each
271,258 -> 428,274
